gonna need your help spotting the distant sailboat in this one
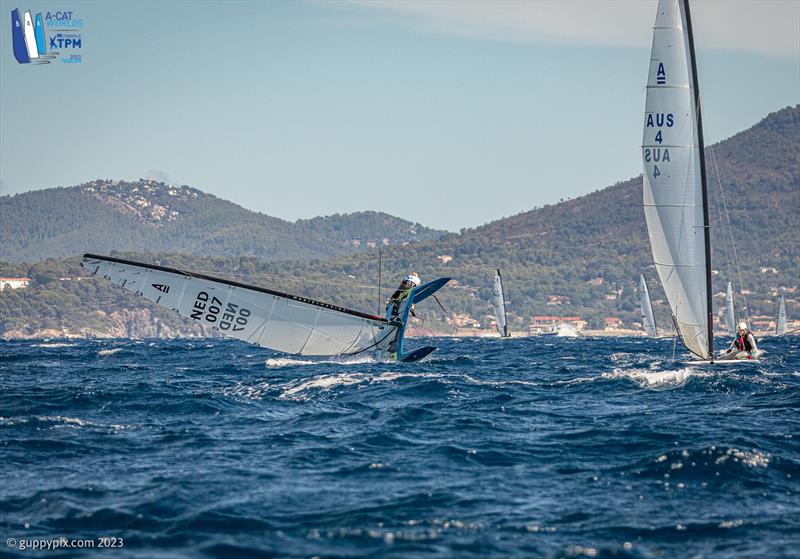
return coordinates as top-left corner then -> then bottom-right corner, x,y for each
642,0 -> 755,363
776,295 -> 787,336
724,281 -> 736,334
639,273 -> 657,337
492,269 -> 511,338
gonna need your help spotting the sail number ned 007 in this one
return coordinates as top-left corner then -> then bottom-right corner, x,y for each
191,291 -> 251,332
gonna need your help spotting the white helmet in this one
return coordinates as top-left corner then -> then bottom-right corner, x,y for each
737,321 -> 748,331
405,273 -> 421,286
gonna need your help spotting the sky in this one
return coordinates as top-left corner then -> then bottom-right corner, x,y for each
1,0 -> 798,232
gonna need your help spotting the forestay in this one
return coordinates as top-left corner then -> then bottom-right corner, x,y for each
639,274 -> 657,337
492,269 -> 510,337
642,0 -> 711,359
82,254 -> 397,356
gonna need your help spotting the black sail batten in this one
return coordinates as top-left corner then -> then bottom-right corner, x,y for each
683,0 -> 714,361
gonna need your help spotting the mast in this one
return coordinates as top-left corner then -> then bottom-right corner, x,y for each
683,0 -> 714,361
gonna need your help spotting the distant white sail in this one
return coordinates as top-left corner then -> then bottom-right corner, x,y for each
492,269 -> 510,337
642,0 -> 712,359
776,295 -> 787,335
724,282 -> 736,334
639,274 -> 657,337
82,254 -> 398,356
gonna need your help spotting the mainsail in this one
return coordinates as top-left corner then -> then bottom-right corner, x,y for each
776,295 -> 787,335
724,282 -> 736,334
492,269 -> 510,337
642,0 -> 713,359
639,274 -> 657,337
82,254 -> 398,356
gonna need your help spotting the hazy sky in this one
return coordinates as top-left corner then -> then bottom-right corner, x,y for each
1,0 -> 798,231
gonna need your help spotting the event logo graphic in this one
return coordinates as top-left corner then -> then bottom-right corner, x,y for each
10,8 -> 83,65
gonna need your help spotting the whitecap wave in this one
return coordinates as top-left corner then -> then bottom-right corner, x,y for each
281,371 -> 428,399
98,348 -> 123,356
31,343 -> 76,348
602,367 -> 707,389
265,354 -> 378,368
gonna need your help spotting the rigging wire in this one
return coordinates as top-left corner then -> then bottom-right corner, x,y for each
708,144 -> 751,325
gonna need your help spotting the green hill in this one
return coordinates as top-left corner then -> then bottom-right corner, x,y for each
0,180 -> 445,262
1,106 -> 797,338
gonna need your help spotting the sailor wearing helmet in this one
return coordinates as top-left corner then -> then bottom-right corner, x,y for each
724,321 -> 759,360
386,273 -> 421,320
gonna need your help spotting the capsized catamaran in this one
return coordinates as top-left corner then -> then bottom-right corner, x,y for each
639,273 -> 657,337
492,269 -> 511,338
724,281 -> 736,334
642,0 -> 756,364
82,254 -> 450,362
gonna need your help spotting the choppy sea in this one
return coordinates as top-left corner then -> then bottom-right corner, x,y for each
1,336 -> 798,558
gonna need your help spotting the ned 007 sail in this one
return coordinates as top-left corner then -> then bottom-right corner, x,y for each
642,0 -> 712,359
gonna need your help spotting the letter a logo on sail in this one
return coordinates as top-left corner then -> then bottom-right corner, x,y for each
656,63 -> 666,85
152,284 -> 170,293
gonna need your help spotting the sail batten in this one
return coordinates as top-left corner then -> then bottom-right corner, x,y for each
642,0 -> 712,360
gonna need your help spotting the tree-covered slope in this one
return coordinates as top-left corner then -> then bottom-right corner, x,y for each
0,180 -> 445,262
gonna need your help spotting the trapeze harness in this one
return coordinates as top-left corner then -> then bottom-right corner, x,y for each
734,330 -> 754,352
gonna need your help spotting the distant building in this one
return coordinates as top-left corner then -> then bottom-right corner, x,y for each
0,277 -> 31,292
587,277 -> 604,286
452,313 -> 480,328
604,317 -> 624,330
530,316 -> 586,332
437,255 -> 453,264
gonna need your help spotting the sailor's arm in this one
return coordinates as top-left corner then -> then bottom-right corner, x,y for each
748,333 -> 758,352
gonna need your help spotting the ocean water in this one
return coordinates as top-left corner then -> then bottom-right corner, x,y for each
1,336 -> 798,558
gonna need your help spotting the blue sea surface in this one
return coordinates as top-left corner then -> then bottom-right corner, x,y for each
1,336 -> 798,558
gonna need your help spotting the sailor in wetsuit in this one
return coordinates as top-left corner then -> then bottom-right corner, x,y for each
724,321 -> 759,359
386,273 -> 421,321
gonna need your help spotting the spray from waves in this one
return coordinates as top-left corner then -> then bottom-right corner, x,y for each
97,348 -> 123,356
265,354 -> 380,368
602,366 -> 709,389
31,342 -> 77,348
224,370 -> 440,401
281,371 -> 436,399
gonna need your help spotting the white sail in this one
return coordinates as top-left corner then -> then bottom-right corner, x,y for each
642,0 -> 711,359
639,274 -> 657,337
82,254 -> 398,356
724,282 -> 736,333
776,295 -> 787,335
492,269 -> 510,337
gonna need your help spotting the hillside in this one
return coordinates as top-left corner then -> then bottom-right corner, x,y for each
0,180 -> 446,262
1,106 -> 797,338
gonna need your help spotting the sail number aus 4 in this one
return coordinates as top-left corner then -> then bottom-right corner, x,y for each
191,291 -> 250,331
